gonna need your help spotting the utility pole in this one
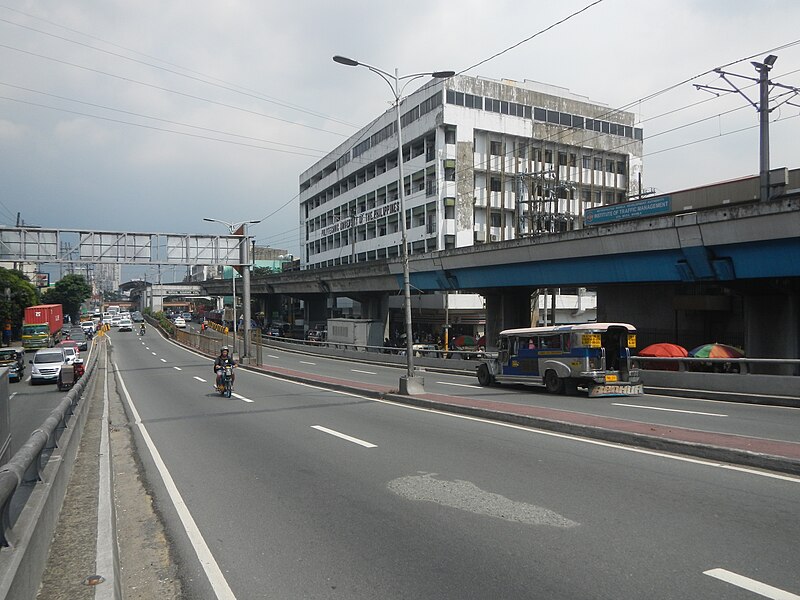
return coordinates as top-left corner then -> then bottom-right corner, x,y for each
695,54 -> 800,202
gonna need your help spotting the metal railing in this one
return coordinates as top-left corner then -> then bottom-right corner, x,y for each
631,355 -> 800,376
0,345 -> 98,547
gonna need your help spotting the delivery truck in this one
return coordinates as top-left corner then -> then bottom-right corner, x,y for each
21,304 -> 63,349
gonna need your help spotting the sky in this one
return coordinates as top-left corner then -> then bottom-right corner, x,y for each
1,0 -> 799,283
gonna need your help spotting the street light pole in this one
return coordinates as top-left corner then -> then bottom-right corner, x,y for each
203,217 -> 261,359
333,55 -> 454,394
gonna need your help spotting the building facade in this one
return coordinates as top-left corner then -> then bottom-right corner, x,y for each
299,75 -> 643,269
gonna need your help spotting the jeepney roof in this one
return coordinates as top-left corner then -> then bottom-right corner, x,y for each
499,322 -> 636,337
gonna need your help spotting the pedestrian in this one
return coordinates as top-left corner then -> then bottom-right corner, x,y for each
3,321 -> 12,346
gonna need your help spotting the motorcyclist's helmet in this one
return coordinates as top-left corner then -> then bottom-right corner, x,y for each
220,346 -> 229,354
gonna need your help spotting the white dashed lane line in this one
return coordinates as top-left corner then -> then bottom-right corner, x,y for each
613,403 -> 727,417
704,568 -> 800,599
193,376 -> 207,383
436,381 -> 483,389
299,360 -> 316,365
232,392 -> 253,403
160,359 -> 167,363
311,426 -> 377,448
351,369 -> 377,375
174,367 -> 182,371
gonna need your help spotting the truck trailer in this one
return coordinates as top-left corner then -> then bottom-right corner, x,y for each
21,304 -> 63,349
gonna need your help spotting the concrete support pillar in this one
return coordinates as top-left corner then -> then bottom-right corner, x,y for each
744,292 -> 800,374
483,289 -> 534,350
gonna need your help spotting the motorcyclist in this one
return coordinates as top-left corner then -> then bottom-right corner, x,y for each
139,323 -> 146,335
213,346 -> 236,390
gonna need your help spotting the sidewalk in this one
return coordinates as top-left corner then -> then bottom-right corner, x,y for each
251,362 -> 800,477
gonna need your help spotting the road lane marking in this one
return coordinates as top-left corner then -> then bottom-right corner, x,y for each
267,354 -> 279,359
351,369 -> 377,375
193,376 -> 207,383
116,367 -> 237,599
160,358 -> 167,363
299,360 -> 316,365
704,568 -> 800,599
151,352 -> 157,356
231,392 -> 253,403
613,403 -> 727,417
173,366 -> 181,371
9,392 -> 16,399
311,425 -> 377,448
436,381 -> 483,389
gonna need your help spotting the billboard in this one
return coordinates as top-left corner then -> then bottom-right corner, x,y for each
33,272 -> 50,288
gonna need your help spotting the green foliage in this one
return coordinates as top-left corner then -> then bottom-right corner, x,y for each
42,274 -> 93,323
0,268 -> 39,332
152,311 -> 175,336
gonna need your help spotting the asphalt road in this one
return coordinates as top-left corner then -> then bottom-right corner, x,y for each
105,329 -> 800,599
252,341 -> 800,445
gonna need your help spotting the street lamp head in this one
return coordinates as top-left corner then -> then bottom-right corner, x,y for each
431,70 -> 456,78
764,54 -> 778,67
333,55 -> 359,67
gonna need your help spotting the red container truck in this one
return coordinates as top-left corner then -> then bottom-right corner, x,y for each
21,304 -> 63,349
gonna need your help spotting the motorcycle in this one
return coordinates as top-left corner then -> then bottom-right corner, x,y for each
217,365 -> 234,397
139,326 -> 146,336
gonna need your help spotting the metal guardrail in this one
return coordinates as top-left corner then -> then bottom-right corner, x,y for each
631,355 -> 800,376
0,346 -> 98,547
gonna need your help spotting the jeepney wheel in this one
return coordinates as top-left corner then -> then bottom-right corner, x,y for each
477,364 -> 494,386
544,370 -> 564,394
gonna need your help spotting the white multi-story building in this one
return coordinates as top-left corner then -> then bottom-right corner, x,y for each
300,74 -> 642,270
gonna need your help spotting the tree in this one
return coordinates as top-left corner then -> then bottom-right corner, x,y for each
42,274 -> 92,323
0,268 -> 39,336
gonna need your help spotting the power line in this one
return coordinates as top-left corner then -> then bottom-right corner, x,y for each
458,0 -> 606,75
0,42 -> 349,138
0,13 -> 360,129
0,80 -> 332,154
0,95 -> 328,159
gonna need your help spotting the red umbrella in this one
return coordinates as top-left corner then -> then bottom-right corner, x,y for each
639,343 -> 688,357
452,335 -> 476,347
638,342 -> 687,371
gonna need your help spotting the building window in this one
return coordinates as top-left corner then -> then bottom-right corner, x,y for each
445,127 -> 456,145
616,160 -> 627,175
490,140 -> 502,156
490,177 -> 502,192
534,107 -> 546,121
490,212 -> 502,227
547,110 -> 560,124
606,160 -> 615,173
444,160 -> 456,181
594,157 -> 603,171
557,152 -> 567,166
545,149 -> 553,164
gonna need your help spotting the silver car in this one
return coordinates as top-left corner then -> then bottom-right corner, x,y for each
30,348 -> 67,385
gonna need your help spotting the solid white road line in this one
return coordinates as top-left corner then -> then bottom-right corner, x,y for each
351,369 -> 377,375
704,568 -> 800,599
231,392 -> 253,403
174,366 -> 182,371
311,425 -> 377,448
193,376 -> 207,383
612,403 -> 727,417
436,381 -> 483,389
116,367 -> 237,599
